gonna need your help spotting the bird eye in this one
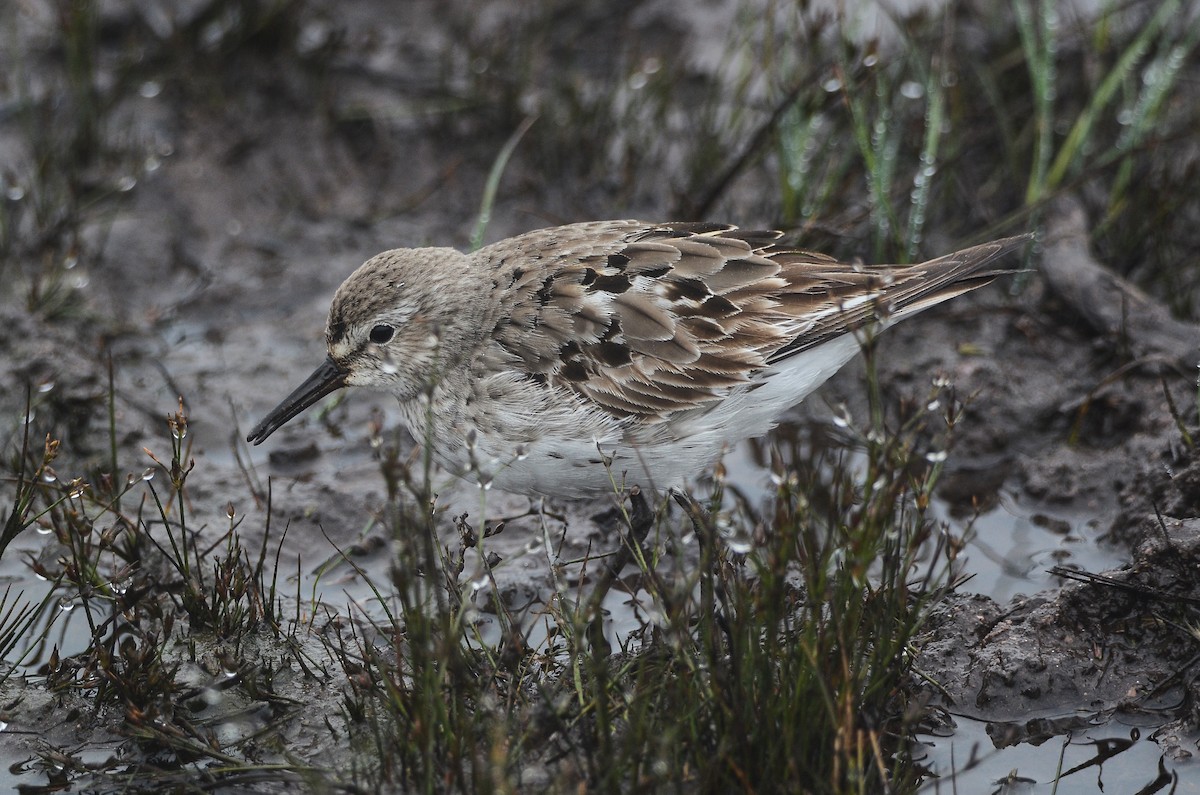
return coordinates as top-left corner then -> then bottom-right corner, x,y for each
369,324 -> 395,344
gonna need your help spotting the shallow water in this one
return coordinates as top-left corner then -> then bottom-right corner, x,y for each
932,494 -> 1124,603
918,714 -> 1195,794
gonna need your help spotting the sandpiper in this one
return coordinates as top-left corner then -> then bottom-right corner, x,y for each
247,221 -> 1027,497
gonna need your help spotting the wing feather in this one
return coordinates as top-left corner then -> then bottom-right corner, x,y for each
478,221 -> 1027,421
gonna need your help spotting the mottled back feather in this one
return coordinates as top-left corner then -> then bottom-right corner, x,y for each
480,221 -> 1027,422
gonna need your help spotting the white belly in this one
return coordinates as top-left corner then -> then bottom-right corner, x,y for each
405,334 -> 863,498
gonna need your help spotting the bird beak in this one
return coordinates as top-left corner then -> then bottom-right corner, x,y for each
246,357 -> 349,445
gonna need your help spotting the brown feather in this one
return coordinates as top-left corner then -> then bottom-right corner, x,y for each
480,222 -> 1028,420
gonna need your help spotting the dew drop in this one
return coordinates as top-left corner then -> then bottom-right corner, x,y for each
139,80 -> 162,98
5,185 -> 25,201
822,77 -> 842,93
117,175 -> 137,192
900,81 -> 924,100
925,450 -> 948,463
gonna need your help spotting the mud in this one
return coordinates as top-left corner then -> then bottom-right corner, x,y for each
1,0 -> 1199,789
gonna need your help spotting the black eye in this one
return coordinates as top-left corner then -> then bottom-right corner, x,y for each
369,324 -> 395,344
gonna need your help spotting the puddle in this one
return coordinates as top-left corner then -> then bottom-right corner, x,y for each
724,420 -> 1128,605
931,494 -> 1125,603
917,714 -> 1193,793
0,530 -> 101,670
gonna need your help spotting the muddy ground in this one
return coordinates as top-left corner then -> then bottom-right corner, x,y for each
1,0 -> 1199,790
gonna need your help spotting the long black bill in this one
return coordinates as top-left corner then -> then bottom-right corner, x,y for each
246,357 -> 349,445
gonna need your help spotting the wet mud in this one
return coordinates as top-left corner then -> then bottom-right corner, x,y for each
1,0 -> 1199,789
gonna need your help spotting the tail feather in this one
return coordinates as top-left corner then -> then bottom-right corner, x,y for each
770,234 -> 1031,362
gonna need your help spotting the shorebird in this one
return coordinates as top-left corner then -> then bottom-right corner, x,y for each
247,221 -> 1027,498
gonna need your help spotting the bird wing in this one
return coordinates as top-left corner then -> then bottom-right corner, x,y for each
482,221 -> 1025,421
